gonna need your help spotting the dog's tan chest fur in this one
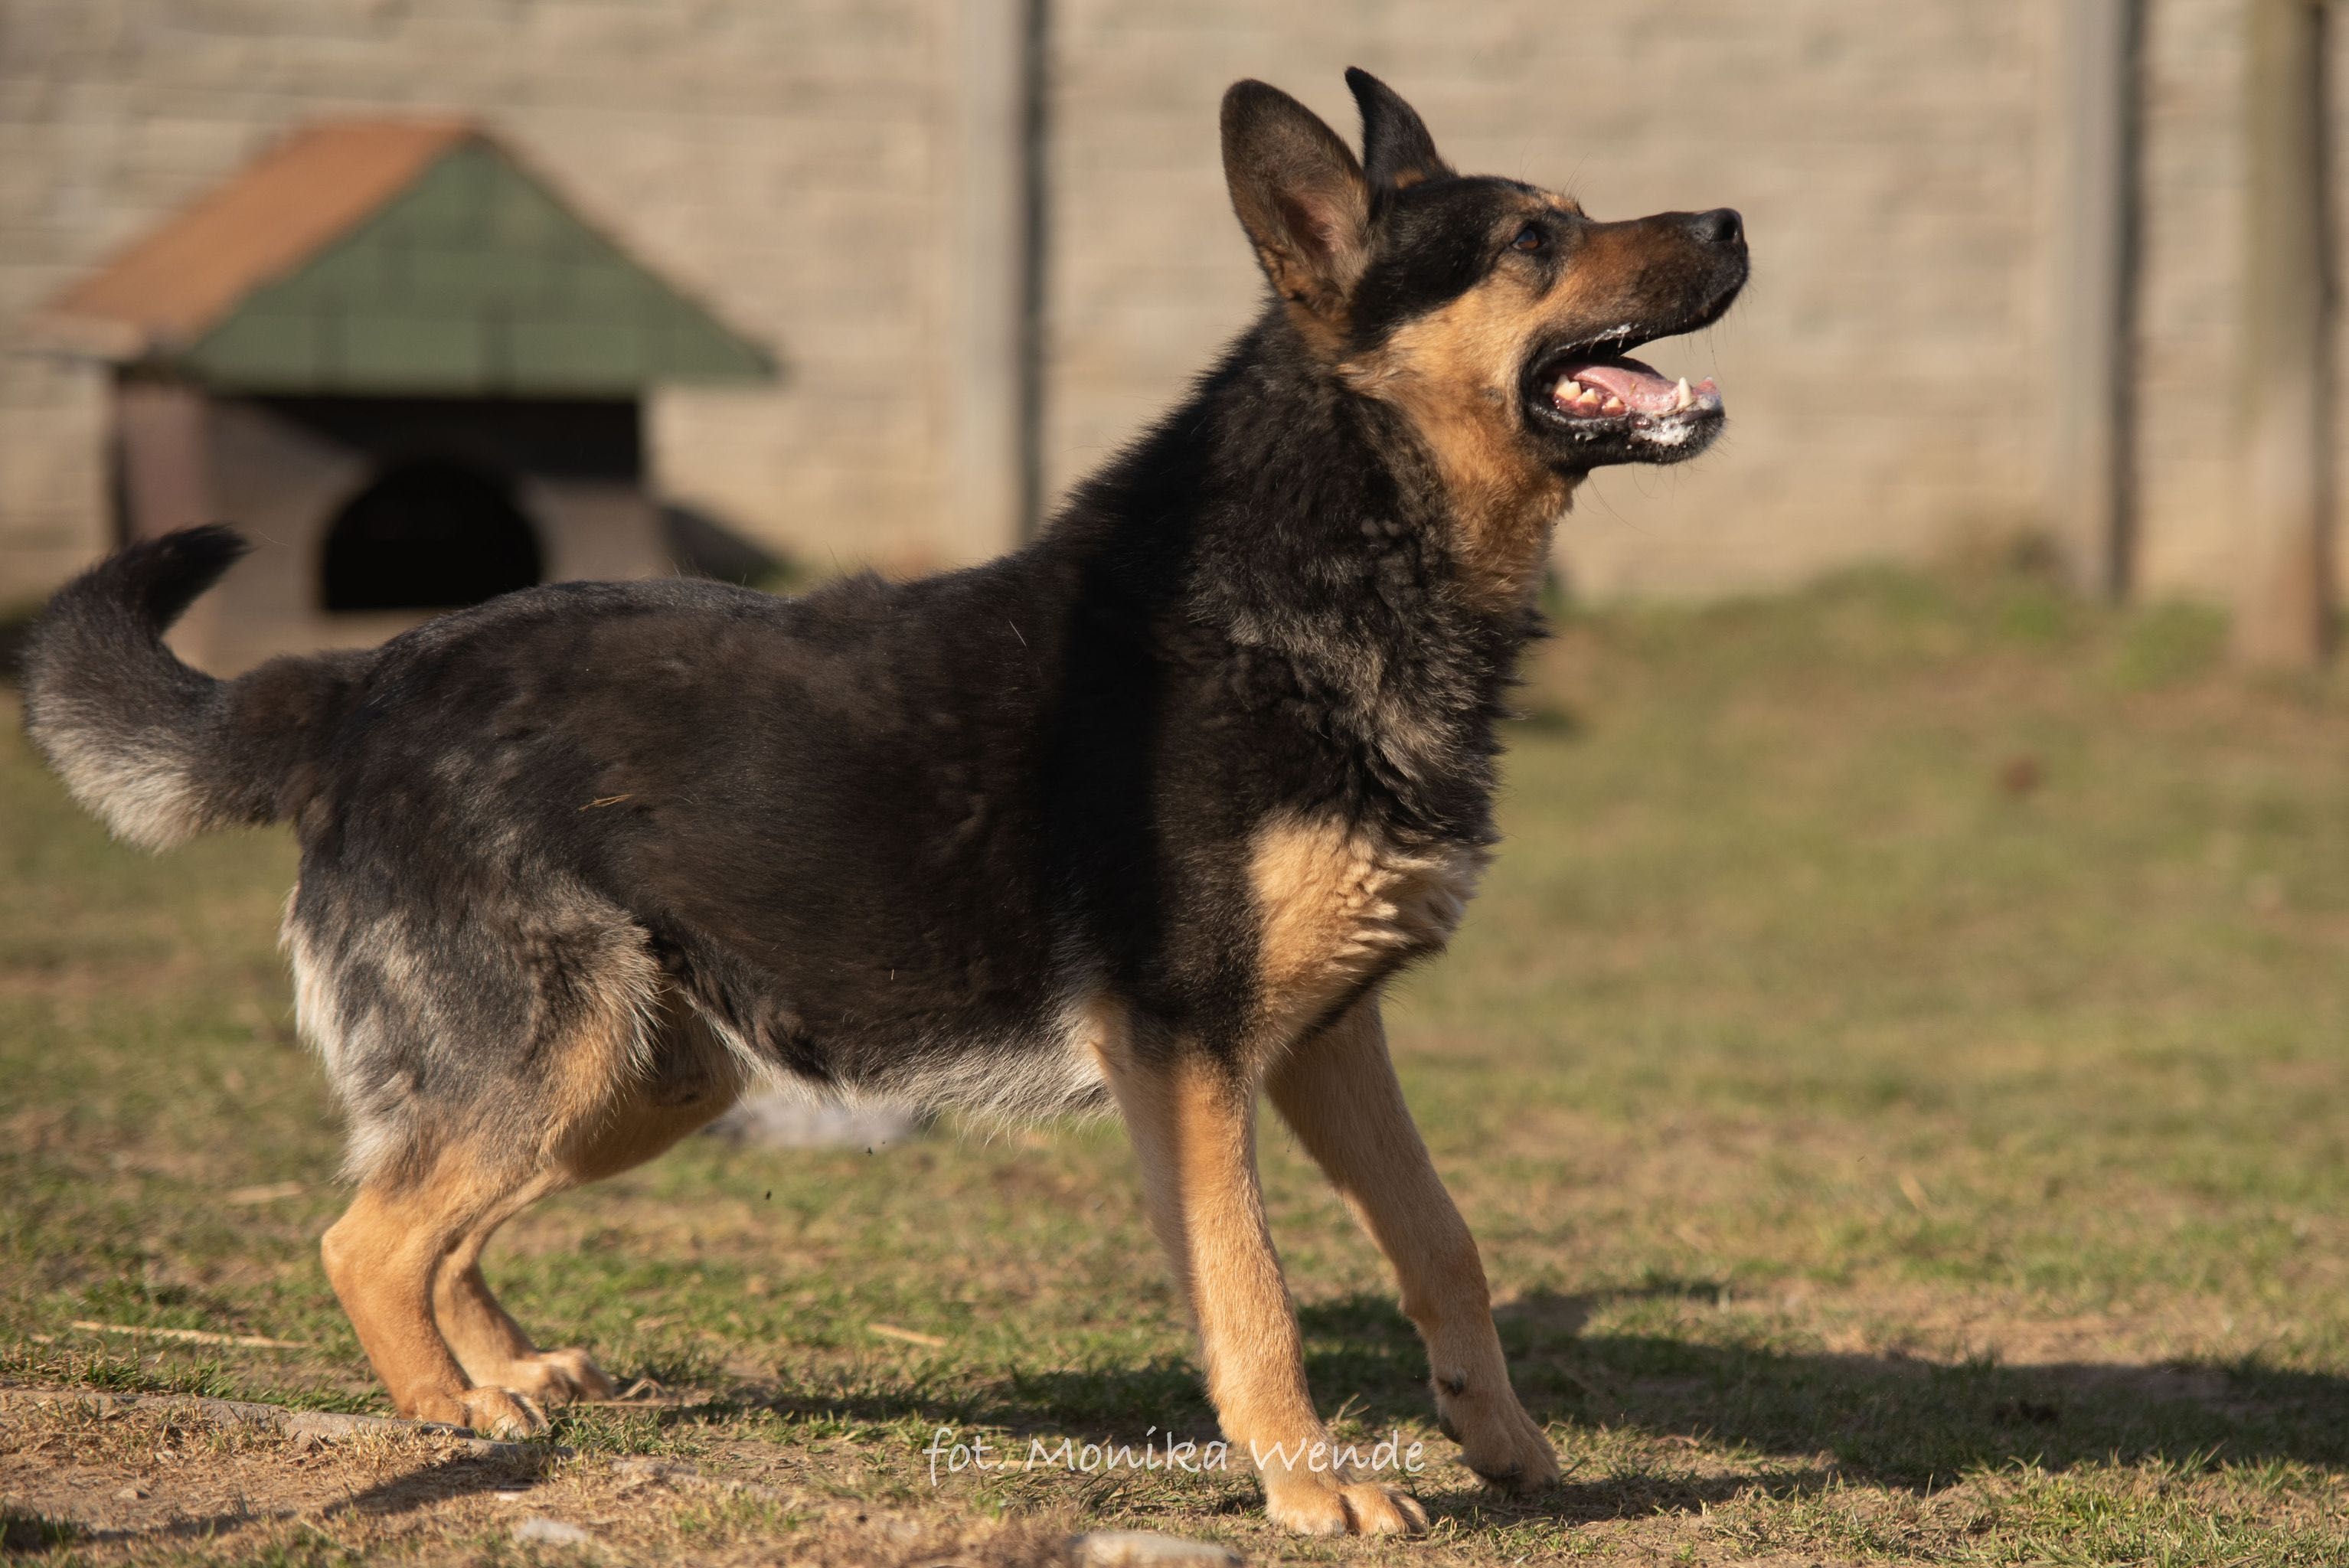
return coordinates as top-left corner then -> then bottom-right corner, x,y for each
1247,814 -> 1484,1047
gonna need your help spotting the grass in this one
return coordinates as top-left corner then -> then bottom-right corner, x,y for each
5,563 -> 2349,1563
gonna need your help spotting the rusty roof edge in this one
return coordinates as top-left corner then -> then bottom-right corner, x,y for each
21,116 -> 776,385
207,120 -> 485,341
26,118 -> 482,360
16,310 -> 158,362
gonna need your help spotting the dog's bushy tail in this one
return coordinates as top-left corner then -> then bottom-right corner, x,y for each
20,526 -> 360,851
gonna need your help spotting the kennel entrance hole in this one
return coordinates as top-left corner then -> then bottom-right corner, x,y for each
322,459 -> 541,612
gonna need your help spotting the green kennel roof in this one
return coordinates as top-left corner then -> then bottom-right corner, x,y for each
34,119 -> 775,395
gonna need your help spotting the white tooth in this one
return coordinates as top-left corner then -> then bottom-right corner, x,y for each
1602,394 -> 1625,413
1576,386 -> 1602,407
1554,374 -> 1578,399
1674,377 -> 1694,410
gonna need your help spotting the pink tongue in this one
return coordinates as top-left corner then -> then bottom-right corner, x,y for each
1567,357 -> 1683,414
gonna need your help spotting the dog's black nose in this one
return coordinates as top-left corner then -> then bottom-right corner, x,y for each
1689,208 -> 1743,248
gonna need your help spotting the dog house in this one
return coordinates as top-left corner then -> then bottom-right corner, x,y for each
30,120 -> 773,672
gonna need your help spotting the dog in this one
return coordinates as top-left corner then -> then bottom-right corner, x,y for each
21,70 -> 1743,1536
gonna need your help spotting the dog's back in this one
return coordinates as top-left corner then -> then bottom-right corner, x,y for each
27,533 -> 1132,1163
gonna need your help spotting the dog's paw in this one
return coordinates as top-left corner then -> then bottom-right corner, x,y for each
1265,1478 -> 1427,1537
1441,1391 -> 1559,1491
412,1385 -> 548,1439
504,1348 -> 616,1406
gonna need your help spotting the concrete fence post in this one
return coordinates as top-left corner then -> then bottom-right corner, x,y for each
2233,0 -> 2333,669
2052,0 -> 2142,600
945,0 -> 1041,564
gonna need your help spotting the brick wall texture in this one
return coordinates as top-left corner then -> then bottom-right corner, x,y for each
1,1 -> 2341,608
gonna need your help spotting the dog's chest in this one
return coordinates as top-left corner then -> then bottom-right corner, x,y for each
1246,813 -> 1485,1044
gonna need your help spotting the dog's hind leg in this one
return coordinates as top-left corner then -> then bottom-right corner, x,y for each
1265,996 -> 1559,1491
1100,1034 -> 1426,1537
430,989 -> 744,1407
429,1175 -> 612,1409
300,884 -> 696,1434
322,1155 -> 554,1437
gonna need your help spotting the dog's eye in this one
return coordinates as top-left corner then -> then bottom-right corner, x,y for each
1511,224 -> 1545,253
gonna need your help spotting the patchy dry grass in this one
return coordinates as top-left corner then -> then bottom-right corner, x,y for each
5,566 -> 2349,1564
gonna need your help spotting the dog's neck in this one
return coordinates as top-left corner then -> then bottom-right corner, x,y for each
1056,312 -> 1543,839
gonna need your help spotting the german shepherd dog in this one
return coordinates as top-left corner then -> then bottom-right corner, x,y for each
22,71 -> 1743,1534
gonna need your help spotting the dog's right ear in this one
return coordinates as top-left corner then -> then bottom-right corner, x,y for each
1221,80 -> 1369,326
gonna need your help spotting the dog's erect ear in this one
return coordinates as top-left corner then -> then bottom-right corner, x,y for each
1345,67 -> 1452,201
1222,80 -> 1369,321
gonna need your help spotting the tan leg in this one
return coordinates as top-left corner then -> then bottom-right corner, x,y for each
1102,1042 -> 1426,1537
320,1161 -> 549,1438
1266,998 -> 1559,1490
430,1072 -> 740,1406
430,1192 -> 613,1406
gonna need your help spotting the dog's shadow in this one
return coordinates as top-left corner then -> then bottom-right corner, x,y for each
63,1448 -> 551,1550
1382,1286 -> 2349,1518
739,1284 -> 2349,1526
216,1285 -> 2348,1537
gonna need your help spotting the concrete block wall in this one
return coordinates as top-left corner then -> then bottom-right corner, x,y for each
1041,3 -> 2062,598
2,1 -> 2344,612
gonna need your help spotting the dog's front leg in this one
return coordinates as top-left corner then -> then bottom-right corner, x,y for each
1102,1041 -> 1427,1537
1266,997 -> 1560,1491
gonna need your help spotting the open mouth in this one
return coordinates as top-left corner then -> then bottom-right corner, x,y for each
1536,354 -> 1721,436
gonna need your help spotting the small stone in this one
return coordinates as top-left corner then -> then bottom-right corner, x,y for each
1070,1530 -> 1243,1568
511,1516 -> 593,1547
113,1484 -> 148,1501
611,1456 -> 697,1485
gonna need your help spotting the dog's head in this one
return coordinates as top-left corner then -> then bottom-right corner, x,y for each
1224,70 -> 1746,590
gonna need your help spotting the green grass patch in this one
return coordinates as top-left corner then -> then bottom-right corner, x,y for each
6,565 -> 2349,1563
